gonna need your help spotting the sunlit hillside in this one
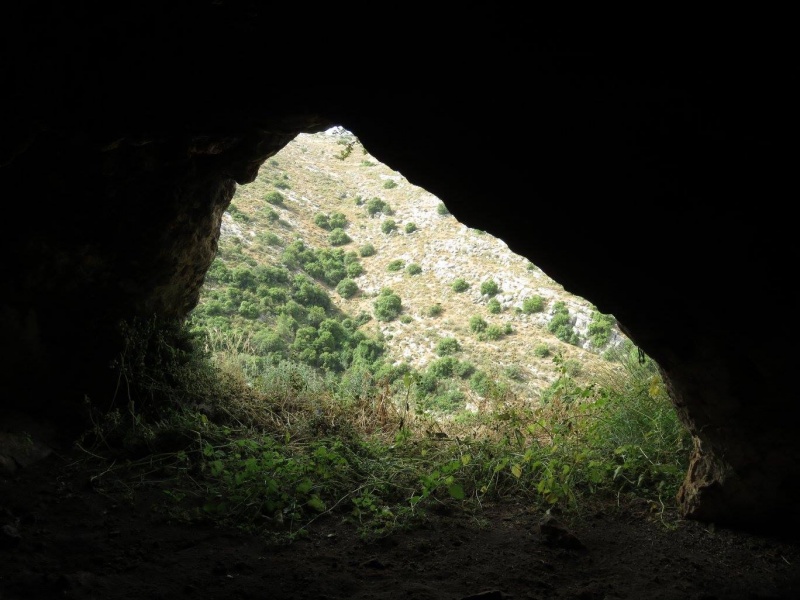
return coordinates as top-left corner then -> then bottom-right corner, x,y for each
193,126 -> 629,410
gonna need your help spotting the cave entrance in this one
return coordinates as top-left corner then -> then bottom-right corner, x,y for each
177,126 -> 692,539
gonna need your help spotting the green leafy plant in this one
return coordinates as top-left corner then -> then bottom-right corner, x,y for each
427,303 -> 443,317
346,262 -> 364,278
480,280 -> 500,297
522,296 -> 545,314
534,344 -> 551,358
265,191 -> 285,206
387,259 -> 405,272
406,263 -> 422,275
404,222 -> 417,234
452,278 -> 470,293
336,279 -> 358,299
548,301 -> 580,345
469,315 -> 488,334
381,219 -> 397,234
435,337 -> 460,356
328,228 -> 351,246
314,213 -> 331,230
366,198 -> 393,217
374,289 -> 402,322
588,311 -> 616,348
487,298 -> 502,314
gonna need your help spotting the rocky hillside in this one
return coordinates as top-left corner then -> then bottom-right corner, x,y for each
215,126 -> 628,403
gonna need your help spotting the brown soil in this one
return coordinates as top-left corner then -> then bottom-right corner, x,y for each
3,443 -> 800,600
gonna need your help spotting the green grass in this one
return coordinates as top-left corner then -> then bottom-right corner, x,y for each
76,318 -> 691,543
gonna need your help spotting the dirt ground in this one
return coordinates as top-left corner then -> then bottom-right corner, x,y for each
2,440 -> 800,600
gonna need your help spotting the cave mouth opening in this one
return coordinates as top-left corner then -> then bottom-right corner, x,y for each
83,125 -> 690,542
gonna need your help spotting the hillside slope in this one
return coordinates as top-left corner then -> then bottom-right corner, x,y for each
208,126 -> 627,405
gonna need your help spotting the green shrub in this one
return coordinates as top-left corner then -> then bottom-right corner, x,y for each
238,301 -> 260,319
533,343 -> 551,358
452,278 -> 470,293
387,259 -> 404,272
374,290 -> 402,322
469,315 -> 488,334
428,356 -> 458,378
436,202 -> 450,215
563,359 -> 582,377
406,263 -> 422,275
399,315 -> 413,324
383,180 -> 398,189
588,311 -> 616,348
346,262 -> 364,277
366,198 -> 393,217
435,337 -> 460,356
359,243 -> 376,257
404,222 -> 417,234
314,213 -> 331,230
328,228 -> 351,246
265,191 -> 285,206
454,361 -> 475,378
548,301 -> 580,345
469,370 -> 491,396
487,298 -> 502,314
306,305 -> 326,327
252,329 -> 286,354
336,278 -> 359,299
482,324 -> 504,341
504,364 -> 524,381
427,303 -> 443,317
329,212 -> 347,229
480,279 -> 500,297
381,219 -> 397,234
522,295 -> 545,314
258,232 -> 282,246
264,208 -> 280,223
424,388 -> 466,413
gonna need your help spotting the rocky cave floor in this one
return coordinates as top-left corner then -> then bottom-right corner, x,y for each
2,444 -> 800,600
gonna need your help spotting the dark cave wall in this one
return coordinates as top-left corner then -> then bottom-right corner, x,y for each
2,3 -> 799,534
